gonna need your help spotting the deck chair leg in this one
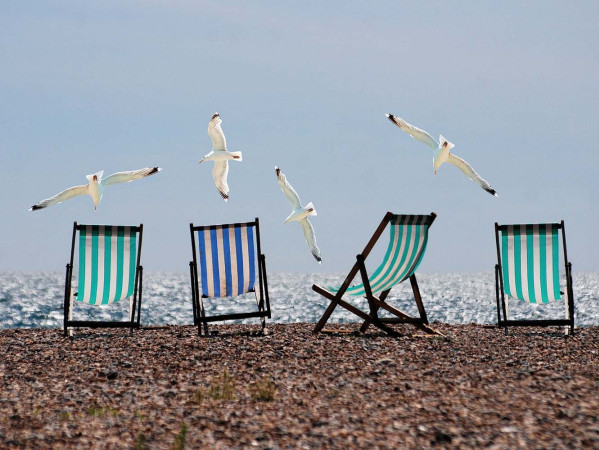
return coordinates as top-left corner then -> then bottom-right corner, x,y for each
495,265 -> 502,327
129,296 -> 135,336
312,285 -> 377,332
564,290 -> 571,336
504,297 -> 510,336
64,287 -> 74,337
197,297 -> 209,336
63,264 -> 72,337
566,262 -> 574,336
409,275 -> 428,324
68,290 -> 74,337
136,266 -> 143,329
359,289 -> 390,333
356,254 -> 392,335
359,276 -> 435,335
255,291 -> 268,335
313,291 -> 343,334
189,262 -> 198,325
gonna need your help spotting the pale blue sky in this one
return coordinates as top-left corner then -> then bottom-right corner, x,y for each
1,1 -> 597,273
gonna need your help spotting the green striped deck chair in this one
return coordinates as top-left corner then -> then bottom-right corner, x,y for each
189,218 -> 271,336
313,212 -> 438,336
64,222 -> 144,336
494,221 -> 574,335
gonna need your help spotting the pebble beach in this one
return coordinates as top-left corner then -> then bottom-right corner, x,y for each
2,322 -> 599,449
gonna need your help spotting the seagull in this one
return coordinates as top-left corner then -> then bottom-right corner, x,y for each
386,113 -> 498,196
199,113 -> 242,201
275,166 -> 322,263
29,167 -> 162,211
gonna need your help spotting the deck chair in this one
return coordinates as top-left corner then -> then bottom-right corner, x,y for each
494,221 -> 574,335
64,222 -> 144,336
313,211 -> 438,336
189,218 -> 271,336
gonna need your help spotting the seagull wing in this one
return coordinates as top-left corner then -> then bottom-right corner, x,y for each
208,113 -> 227,150
386,114 -> 438,150
299,218 -> 322,263
212,160 -> 229,201
103,167 -> 161,187
447,153 -> 498,196
275,166 -> 301,209
30,184 -> 89,211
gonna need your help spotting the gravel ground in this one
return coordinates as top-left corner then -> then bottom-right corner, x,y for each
1,322 -> 598,449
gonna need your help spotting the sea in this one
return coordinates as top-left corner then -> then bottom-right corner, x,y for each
1,272 -> 598,329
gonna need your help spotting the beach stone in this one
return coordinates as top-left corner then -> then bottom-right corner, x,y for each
1,323 -> 599,448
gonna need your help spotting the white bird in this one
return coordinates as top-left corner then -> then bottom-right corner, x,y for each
29,167 -> 162,211
199,113 -> 242,201
386,113 -> 498,196
275,166 -> 322,263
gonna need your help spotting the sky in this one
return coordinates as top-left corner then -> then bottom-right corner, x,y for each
1,1 -> 598,275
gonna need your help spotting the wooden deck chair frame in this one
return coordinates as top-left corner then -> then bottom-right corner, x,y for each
494,221 -> 574,335
313,211 -> 438,336
189,218 -> 271,336
64,222 -> 144,337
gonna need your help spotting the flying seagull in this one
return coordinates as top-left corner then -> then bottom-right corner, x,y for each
275,166 -> 322,263
386,113 -> 498,196
199,113 -> 242,201
29,167 -> 162,211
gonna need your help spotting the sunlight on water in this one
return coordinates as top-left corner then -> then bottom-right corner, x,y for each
1,272 -> 598,329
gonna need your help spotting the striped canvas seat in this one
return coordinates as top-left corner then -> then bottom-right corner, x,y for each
313,212 -> 439,336
332,215 -> 433,297
189,218 -> 271,335
196,223 -> 256,298
76,225 -> 138,304
494,221 -> 574,334
63,222 -> 144,336
499,224 -> 561,303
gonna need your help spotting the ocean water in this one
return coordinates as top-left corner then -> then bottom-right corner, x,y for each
0,272 -> 598,329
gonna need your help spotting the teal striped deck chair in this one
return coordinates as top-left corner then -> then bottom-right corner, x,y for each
313,212 -> 438,336
189,218 -> 271,336
494,221 -> 574,335
64,222 -> 144,336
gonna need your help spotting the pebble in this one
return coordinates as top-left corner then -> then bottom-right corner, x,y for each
1,323 -> 598,448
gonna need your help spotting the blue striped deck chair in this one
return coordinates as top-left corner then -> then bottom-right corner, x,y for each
494,221 -> 574,335
189,218 -> 271,336
313,212 -> 438,336
64,222 -> 144,336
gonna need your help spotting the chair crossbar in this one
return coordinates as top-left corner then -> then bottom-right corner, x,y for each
499,319 -> 572,328
66,320 -> 139,328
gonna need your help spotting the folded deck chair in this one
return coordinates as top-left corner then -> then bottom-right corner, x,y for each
495,221 -> 574,335
189,218 -> 271,336
313,212 -> 438,336
64,222 -> 144,336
